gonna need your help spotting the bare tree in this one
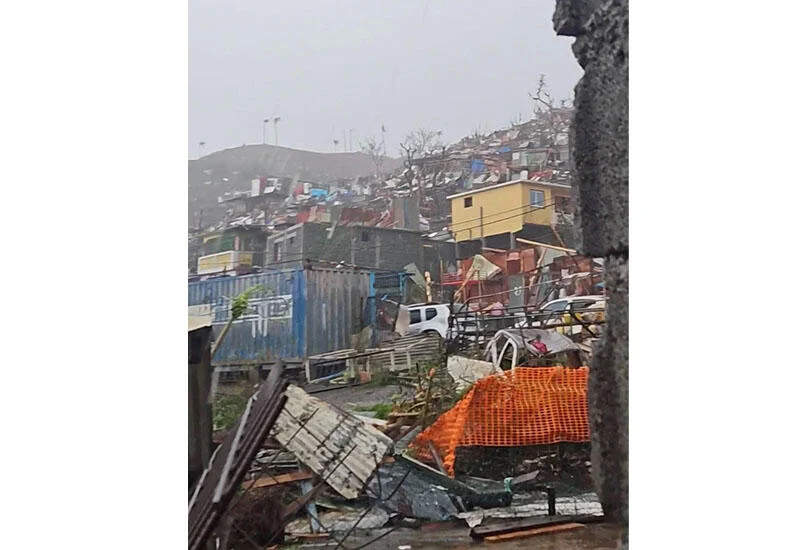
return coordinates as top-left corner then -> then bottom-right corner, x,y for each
399,128 -> 444,161
528,74 -> 573,149
360,136 -> 385,180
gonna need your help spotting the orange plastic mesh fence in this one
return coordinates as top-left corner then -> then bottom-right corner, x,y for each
410,367 -> 590,476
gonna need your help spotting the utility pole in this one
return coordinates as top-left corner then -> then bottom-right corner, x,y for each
273,117 -> 281,146
342,130 -> 347,152
350,227 -> 356,265
479,206 -> 486,249
380,124 -> 387,157
262,119 -> 269,144
425,271 -> 433,303
348,129 -> 355,153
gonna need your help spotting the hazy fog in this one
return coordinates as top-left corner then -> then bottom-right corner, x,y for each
189,0 -> 581,158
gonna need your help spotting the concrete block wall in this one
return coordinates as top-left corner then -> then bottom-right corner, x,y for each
553,0 -> 629,530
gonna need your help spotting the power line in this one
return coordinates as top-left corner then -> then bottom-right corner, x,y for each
444,202 -> 537,229
447,201 -> 560,236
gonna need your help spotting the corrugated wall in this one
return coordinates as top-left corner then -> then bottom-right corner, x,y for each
188,270 -> 305,364
304,269 -> 372,356
188,268 -> 376,364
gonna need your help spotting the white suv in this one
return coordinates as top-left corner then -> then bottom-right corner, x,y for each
401,303 -> 450,338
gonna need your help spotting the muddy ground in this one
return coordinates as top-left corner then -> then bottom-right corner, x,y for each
317,522 -> 624,549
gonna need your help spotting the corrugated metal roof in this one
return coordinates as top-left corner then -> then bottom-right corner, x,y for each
271,385 -> 393,499
189,315 -> 213,332
447,179 -> 571,200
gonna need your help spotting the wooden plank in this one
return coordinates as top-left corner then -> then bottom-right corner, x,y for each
510,470 -> 540,488
388,412 -> 422,420
354,414 -> 388,427
240,470 -> 313,490
514,237 -> 577,253
471,514 -> 603,539
428,442 -> 447,474
484,522 -> 584,542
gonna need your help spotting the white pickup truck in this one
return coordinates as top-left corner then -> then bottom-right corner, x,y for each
515,295 -> 606,334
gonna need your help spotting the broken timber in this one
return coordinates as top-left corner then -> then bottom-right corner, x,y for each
484,522 -> 585,542
470,514 -> 604,540
240,470 -> 313,490
188,364 -> 289,550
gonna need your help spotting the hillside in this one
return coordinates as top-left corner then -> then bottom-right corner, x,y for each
188,144 -> 403,228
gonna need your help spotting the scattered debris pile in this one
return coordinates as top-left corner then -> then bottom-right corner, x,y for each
188,365 -> 289,550
304,333 -> 443,385
191,354 -> 600,549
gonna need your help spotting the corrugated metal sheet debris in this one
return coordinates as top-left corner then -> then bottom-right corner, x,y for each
303,334 -> 442,381
364,334 -> 442,373
271,385 -> 394,499
188,365 -> 289,550
303,269 -> 372,357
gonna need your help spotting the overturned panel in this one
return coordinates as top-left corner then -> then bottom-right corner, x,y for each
365,333 -> 443,373
447,355 -> 498,392
271,385 -> 394,499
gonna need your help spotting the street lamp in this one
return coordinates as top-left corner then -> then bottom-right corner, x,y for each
263,119 -> 269,144
198,141 -> 206,158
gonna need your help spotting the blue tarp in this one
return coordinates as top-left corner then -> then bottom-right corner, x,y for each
470,159 -> 485,174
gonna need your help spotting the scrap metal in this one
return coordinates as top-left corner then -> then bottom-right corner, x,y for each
188,364 -> 289,550
271,385 -> 394,499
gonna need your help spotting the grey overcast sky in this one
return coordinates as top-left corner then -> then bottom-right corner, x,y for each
189,0 -> 581,158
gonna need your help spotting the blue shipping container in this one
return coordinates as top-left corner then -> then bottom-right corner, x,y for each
188,267 -> 400,365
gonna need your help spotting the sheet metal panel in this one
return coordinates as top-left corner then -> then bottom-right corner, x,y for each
304,269 -> 372,357
272,384 -> 393,499
188,270 -> 305,363
188,365 -> 289,550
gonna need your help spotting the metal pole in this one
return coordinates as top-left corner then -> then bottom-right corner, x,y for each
547,486 -> 556,516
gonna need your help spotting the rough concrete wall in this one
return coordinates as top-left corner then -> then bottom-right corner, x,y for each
553,0 -> 629,530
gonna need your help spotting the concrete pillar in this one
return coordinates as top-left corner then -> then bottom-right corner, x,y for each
553,0 -> 629,532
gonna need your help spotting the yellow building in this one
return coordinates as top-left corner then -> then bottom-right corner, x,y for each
447,179 -> 573,242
